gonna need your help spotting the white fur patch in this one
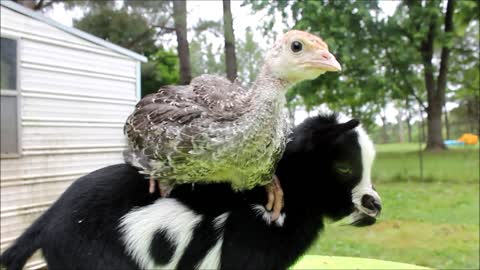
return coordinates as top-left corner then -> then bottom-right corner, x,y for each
196,212 -> 229,270
213,212 -> 229,231
251,204 -> 286,227
337,114 -> 381,216
197,238 -> 223,270
353,125 -> 381,216
119,199 -> 202,269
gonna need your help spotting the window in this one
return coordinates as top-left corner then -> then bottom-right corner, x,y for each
1,37 -> 20,156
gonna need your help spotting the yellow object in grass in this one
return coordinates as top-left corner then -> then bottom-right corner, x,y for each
291,255 -> 431,269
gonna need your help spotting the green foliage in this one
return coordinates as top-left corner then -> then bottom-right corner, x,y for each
189,33 -> 225,78
194,19 -> 223,37
141,49 -> 179,97
74,7 -> 156,55
190,23 -> 264,86
189,19 -> 225,78
246,0 -> 479,138
73,4 -> 179,97
449,20 -> 479,131
236,27 -> 264,85
247,0 -> 387,131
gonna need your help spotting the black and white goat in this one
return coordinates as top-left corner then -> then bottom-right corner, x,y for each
0,114 -> 381,270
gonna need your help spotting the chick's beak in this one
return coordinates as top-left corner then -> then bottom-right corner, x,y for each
308,50 -> 342,72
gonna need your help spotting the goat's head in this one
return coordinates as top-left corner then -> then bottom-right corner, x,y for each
279,114 -> 381,227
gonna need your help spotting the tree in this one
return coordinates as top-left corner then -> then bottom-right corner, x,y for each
73,6 -> 178,96
13,0 -> 112,11
247,0 -> 478,146
222,0 -> 238,82
236,27 -> 263,85
190,21 -> 225,78
172,0 -> 192,85
74,8 -> 157,55
13,0 -> 53,10
248,0 -> 385,132
400,0 -> 455,150
141,49 -> 179,97
448,10 -> 479,136
388,0 -> 479,150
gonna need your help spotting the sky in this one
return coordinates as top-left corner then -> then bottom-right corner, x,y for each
48,1 -> 398,45
46,0 -> 453,126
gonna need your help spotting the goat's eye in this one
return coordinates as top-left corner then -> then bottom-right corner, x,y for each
335,164 -> 352,175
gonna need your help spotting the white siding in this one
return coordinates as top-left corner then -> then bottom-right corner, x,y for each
21,39 -> 137,78
22,67 -> 137,100
0,6 -> 141,269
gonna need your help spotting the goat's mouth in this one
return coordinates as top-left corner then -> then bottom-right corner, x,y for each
333,208 -> 377,227
349,210 -> 377,227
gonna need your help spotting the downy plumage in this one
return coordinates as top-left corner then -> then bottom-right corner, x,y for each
124,30 -> 342,190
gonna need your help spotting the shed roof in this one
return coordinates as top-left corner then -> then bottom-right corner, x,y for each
1,0 -> 148,62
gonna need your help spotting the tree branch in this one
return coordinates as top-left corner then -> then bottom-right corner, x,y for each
33,0 -> 44,10
153,25 -> 175,32
404,78 -> 427,111
34,0 -> 60,10
151,24 -> 176,35
126,29 -> 152,49
384,48 -> 427,111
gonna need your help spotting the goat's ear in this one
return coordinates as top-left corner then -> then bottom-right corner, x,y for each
320,119 -> 360,140
332,119 -> 360,134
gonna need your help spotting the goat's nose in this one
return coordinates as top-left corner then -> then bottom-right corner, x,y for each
361,194 -> 382,216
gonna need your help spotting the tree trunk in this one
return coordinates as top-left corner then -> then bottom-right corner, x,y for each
421,114 -> 426,144
173,0 -> 192,85
405,98 -> 413,143
223,0 -> 238,82
380,112 -> 388,144
418,0 -> 455,150
426,102 -> 445,149
397,113 -> 404,143
422,32 -> 446,149
443,104 -> 450,139
15,0 -> 36,9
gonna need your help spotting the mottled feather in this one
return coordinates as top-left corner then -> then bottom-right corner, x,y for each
124,74 -> 289,190
123,30 -> 338,190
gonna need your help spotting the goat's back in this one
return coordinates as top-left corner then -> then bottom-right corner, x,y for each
2,164 -> 155,270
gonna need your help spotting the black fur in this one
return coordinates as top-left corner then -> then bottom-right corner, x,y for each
176,217 -> 219,269
150,231 -> 176,265
0,114 -> 374,270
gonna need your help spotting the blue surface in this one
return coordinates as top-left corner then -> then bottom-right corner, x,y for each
444,140 -> 464,146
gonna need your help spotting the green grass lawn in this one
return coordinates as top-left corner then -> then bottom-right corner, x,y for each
374,143 -> 479,183
306,144 -> 480,269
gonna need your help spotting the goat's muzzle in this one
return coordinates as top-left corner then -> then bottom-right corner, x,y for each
360,194 -> 382,217
350,194 -> 381,227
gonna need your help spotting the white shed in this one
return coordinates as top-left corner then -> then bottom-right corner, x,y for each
0,1 -> 147,268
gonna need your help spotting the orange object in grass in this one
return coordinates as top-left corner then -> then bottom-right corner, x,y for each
457,133 -> 479,145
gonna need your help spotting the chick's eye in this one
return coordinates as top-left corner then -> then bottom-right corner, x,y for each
291,41 -> 303,53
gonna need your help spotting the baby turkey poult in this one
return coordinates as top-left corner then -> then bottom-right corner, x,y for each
124,30 -> 341,218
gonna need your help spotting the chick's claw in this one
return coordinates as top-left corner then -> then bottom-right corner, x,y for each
265,174 -> 284,221
149,177 -> 172,197
149,177 -> 156,194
